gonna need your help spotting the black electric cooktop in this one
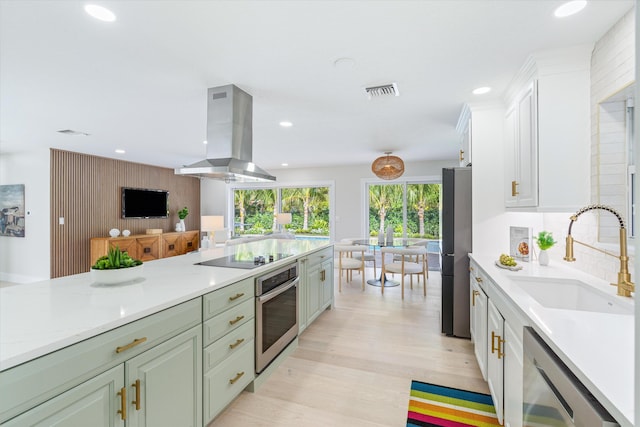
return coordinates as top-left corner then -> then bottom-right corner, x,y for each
196,253 -> 292,270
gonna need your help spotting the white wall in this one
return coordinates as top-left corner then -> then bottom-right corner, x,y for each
200,159 -> 457,242
0,148 -> 50,282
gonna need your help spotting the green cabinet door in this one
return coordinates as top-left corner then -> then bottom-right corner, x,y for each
125,326 -> 202,427
321,258 -> 334,308
2,365 -> 125,427
306,262 -> 322,324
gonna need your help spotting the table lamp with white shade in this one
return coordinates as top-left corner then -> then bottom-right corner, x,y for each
201,215 -> 224,248
276,213 -> 292,233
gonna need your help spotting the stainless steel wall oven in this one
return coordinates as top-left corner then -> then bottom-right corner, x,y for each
255,262 -> 299,373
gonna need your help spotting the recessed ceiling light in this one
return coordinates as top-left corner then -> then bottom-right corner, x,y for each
203,140 -> 208,144
115,149 -> 125,154
333,57 -> 356,69
279,121 -> 293,127
84,4 -> 117,22
472,86 -> 491,95
281,163 -> 289,167
554,1 -> 587,18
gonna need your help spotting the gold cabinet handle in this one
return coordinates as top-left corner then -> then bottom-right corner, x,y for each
229,338 -> 245,350
132,379 -> 141,411
469,266 -> 474,272
229,371 -> 245,385
472,290 -> 480,306
320,270 -> 326,281
117,386 -> 127,420
229,292 -> 245,301
229,315 -> 245,326
474,276 -> 483,283
491,331 -> 505,359
511,180 -> 519,196
116,337 -> 147,354
459,149 -> 465,162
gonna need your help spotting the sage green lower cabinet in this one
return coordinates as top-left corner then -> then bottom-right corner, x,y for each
302,247 -> 334,327
202,278 -> 255,424
3,365 -> 125,427
0,299 -> 202,427
125,325 -> 202,427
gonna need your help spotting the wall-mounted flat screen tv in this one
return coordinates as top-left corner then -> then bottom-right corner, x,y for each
121,187 -> 169,219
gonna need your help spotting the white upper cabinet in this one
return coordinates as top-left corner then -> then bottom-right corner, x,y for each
456,104 -> 472,167
504,45 -> 592,211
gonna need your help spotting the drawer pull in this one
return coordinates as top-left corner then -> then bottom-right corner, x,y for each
229,338 -> 245,349
320,270 -> 326,281
475,277 -> 483,283
117,387 -> 127,420
229,315 -> 245,326
229,292 -> 245,301
116,337 -> 147,354
132,379 -> 141,410
229,371 -> 245,385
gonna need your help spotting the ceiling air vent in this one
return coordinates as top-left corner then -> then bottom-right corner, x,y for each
364,83 -> 399,99
57,129 -> 90,136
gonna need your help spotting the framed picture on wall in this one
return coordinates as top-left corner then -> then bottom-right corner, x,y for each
0,184 -> 25,237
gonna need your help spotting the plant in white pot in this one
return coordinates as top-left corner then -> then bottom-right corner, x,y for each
535,231 -> 556,266
177,206 -> 189,231
91,246 -> 143,284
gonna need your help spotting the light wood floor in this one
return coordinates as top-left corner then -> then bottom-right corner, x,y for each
210,267 -> 487,426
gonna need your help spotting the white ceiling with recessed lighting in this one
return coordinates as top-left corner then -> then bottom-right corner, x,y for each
0,0 -> 635,172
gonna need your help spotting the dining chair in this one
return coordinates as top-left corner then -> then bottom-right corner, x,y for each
392,239 -> 429,279
334,244 -> 366,292
340,237 -> 377,277
380,246 -> 428,299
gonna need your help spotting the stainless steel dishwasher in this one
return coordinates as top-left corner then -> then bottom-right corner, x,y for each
523,327 -> 619,427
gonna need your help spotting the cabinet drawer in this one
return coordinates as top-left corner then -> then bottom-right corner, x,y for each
0,298 -> 202,424
306,246 -> 333,267
203,299 -> 254,347
203,343 -> 255,423
204,320 -> 254,372
203,277 -> 253,320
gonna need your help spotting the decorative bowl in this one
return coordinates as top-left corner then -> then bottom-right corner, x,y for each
91,264 -> 144,285
109,228 -> 120,237
122,229 -> 131,237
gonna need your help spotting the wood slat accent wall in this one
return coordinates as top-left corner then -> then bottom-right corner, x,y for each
50,149 -> 200,278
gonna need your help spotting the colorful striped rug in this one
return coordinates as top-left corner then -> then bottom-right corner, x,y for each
407,381 -> 500,427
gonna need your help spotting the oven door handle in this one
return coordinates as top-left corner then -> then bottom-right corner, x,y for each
257,277 -> 299,303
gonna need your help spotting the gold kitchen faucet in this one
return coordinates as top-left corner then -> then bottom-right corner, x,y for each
564,204 -> 634,297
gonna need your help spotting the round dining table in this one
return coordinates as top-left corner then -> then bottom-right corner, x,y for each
351,238 -> 425,287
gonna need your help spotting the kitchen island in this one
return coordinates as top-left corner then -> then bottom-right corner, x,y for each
470,253 -> 634,427
0,238 -> 332,426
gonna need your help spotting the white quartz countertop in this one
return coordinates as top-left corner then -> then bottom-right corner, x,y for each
0,238 -> 330,371
469,253 -> 634,427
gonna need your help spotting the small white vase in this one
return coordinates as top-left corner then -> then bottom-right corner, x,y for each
539,249 -> 549,266
179,219 -> 185,231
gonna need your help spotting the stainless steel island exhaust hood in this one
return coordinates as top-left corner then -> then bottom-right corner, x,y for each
175,85 -> 276,182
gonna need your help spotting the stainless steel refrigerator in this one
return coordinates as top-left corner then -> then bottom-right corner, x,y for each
441,167 -> 472,338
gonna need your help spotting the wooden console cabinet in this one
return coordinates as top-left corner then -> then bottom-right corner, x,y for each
90,231 -> 199,265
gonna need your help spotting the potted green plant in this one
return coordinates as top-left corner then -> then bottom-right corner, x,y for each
535,231 -> 556,266
177,206 -> 189,231
91,246 -> 143,284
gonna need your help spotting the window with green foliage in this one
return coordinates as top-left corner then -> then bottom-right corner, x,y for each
233,186 -> 330,237
368,182 -> 440,239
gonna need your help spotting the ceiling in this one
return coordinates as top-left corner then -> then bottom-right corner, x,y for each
0,1 -> 635,174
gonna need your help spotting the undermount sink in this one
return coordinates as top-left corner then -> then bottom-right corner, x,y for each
512,277 -> 634,315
